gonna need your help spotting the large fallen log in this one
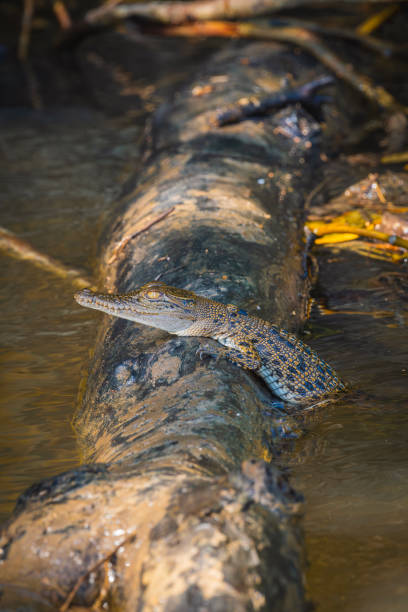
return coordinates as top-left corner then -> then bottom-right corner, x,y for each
0,40 -> 343,610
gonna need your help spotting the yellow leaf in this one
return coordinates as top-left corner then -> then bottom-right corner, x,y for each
315,233 -> 359,244
381,151 -> 408,164
262,448 -> 273,463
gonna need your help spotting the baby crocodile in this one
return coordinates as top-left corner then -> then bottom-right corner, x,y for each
75,281 -> 345,404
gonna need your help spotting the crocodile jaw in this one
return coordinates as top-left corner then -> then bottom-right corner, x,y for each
74,289 -> 192,334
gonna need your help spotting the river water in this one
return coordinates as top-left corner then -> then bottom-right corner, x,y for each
0,108 -> 142,519
291,245 -> 408,611
1,106 -> 407,611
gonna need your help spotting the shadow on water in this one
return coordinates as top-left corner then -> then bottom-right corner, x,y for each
290,247 -> 408,611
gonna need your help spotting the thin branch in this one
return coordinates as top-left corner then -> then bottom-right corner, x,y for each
19,0 -> 35,61
0,226 -> 94,290
356,4 -> 399,35
85,0 -> 304,25
59,533 -> 137,612
21,62 -> 43,110
84,0 -> 405,26
264,17 -> 398,56
53,1 -> 72,30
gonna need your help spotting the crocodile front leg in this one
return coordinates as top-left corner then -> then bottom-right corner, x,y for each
197,339 -> 261,371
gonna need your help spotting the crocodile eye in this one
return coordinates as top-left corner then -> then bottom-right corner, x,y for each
146,290 -> 162,299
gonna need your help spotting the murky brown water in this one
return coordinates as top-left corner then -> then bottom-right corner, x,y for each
0,108 -> 141,519
1,109 -> 407,610
290,248 -> 408,611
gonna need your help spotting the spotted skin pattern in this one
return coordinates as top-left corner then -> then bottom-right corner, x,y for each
204,305 -> 345,403
75,281 -> 345,404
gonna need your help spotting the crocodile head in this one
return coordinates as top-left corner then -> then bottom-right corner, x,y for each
74,281 -> 200,334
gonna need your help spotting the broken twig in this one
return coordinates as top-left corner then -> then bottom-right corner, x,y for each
59,533 -> 137,612
107,206 -> 175,264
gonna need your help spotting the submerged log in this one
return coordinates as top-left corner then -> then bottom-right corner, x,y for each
0,40 -> 343,610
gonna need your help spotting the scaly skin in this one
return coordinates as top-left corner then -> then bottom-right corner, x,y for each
75,281 -> 345,404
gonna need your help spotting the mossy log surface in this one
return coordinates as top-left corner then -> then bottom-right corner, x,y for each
0,40 -> 340,611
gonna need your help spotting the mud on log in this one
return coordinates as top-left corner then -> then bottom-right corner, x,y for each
0,41 -> 340,610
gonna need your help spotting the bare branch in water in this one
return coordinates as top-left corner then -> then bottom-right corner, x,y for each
0,226 -> 94,290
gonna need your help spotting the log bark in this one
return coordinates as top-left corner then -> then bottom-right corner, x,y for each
0,40 -> 342,611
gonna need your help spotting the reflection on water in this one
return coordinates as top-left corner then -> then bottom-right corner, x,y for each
0,108 -> 142,520
290,251 -> 408,611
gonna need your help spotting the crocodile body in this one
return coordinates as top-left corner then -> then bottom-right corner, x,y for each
75,281 -> 345,404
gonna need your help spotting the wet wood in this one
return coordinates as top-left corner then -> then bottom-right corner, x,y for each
85,0 -> 405,26
216,75 -> 333,126
0,39 -> 348,610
